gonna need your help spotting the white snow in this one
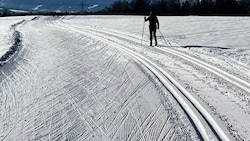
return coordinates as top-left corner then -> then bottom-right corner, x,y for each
0,15 -> 250,141
0,16 -> 31,59
63,15 -> 250,52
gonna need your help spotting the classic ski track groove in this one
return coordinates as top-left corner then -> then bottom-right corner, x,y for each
101,26 -> 250,93
49,17 -> 183,140
4,16 -> 244,140
69,21 -> 250,94
52,18 -> 231,141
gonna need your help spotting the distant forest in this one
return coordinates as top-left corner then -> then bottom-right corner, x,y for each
101,0 -> 250,15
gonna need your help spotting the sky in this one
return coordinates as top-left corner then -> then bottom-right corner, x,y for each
0,0 -> 115,12
0,0 -> 214,12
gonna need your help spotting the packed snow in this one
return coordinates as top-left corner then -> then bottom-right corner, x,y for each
0,15 -> 250,141
0,16 -> 30,60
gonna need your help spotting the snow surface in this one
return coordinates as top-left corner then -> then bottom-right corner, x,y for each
68,15 -> 250,53
0,16 -> 29,58
0,15 -> 250,140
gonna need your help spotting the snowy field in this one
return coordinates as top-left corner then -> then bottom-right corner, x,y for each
0,15 -> 250,141
0,16 -> 31,60
67,15 -> 250,52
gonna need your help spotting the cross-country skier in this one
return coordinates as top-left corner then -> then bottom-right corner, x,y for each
145,10 -> 159,46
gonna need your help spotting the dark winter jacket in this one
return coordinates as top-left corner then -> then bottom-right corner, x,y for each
145,14 -> 159,31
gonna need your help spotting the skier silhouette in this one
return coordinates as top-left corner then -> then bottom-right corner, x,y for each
145,10 -> 159,46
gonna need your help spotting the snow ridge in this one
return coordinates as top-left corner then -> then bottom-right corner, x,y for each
0,20 -> 24,66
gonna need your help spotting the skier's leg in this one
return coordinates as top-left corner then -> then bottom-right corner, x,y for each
149,28 -> 153,46
154,30 -> 157,46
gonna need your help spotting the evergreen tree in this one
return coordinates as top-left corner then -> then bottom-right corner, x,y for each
215,0 -> 241,14
130,0 -> 151,14
171,0 -> 181,15
103,0 -> 249,15
110,0 -> 131,13
181,0 -> 192,15
158,0 -> 171,15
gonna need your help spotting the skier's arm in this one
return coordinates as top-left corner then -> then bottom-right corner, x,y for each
145,16 -> 149,22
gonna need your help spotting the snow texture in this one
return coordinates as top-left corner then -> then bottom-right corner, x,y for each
0,15 -> 250,141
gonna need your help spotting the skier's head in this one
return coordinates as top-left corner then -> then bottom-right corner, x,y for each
150,10 -> 156,16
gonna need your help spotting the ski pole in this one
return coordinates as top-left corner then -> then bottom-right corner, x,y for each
141,18 -> 145,46
158,29 -> 171,47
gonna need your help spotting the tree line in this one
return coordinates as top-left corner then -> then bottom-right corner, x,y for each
101,0 -> 250,15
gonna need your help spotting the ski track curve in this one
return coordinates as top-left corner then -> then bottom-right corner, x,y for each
52,16 -> 236,141
56,16 -> 250,140
63,20 -> 250,94
2,15 -> 250,140
72,22 -> 250,94
79,26 -> 250,140
1,16 -> 199,141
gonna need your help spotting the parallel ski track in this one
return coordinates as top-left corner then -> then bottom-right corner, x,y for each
52,18 -> 230,141
77,24 -> 250,94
